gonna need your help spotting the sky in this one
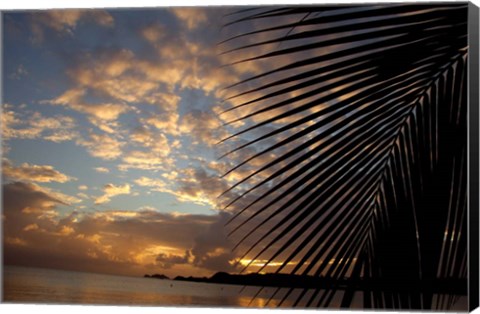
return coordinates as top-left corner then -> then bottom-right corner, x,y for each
1,3 -> 338,279
1,6 -> 284,277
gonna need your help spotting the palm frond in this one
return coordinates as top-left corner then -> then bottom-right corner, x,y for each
220,4 -> 468,310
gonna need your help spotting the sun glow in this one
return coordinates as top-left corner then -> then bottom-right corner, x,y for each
133,245 -> 186,265
238,259 -> 297,268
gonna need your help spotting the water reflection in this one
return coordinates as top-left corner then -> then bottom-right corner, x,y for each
3,266 -> 467,310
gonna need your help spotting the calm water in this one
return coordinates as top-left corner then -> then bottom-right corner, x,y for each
2,266 -> 307,307
2,266 -> 467,310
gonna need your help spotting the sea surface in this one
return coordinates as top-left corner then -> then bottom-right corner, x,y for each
2,265 -> 467,310
2,265 -> 315,307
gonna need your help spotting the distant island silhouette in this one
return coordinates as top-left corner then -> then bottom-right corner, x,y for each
144,273 -> 169,280
142,271 -> 467,295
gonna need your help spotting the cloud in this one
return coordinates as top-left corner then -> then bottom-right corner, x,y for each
179,109 -> 228,147
94,167 -> 110,173
1,107 -> 18,138
129,127 -> 172,155
36,16 -> 243,152
32,184 -> 82,206
23,223 -> 40,232
77,193 -> 89,200
92,209 -> 233,275
52,29 -> 235,112
142,112 -> 180,137
76,132 -> 124,160
140,23 -> 165,44
3,179 -> 242,277
94,183 -> 131,204
156,250 -> 191,269
3,159 -> 75,183
2,181 -> 80,236
171,8 -> 207,30
146,92 -> 181,112
5,237 -> 28,247
3,181 -> 68,214
30,9 -> 114,42
134,176 -> 167,190
134,162 -> 233,209
190,211 -> 239,272
87,117 -> 122,134
46,88 -> 130,122
42,131 -> 78,143
2,181 -> 77,239
161,167 -> 229,208
120,150 -> 174,172
63,49 -> 160,105
78,185 -> 88,191
2,105 -> 78,143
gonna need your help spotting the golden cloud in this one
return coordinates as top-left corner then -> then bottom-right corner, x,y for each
34,184 -> 82,205
130,127 -> 172,155
171,8 -> 207,30
76,132 -> 125,160
5,237 -> 28,247
2,105 -> 78,142
94,183 -> 131,205
120,150 -> 174,172
134,176 -> 167,190
66,50 -> 160,104
77,193 -> 89,200
46,88 -> 130,121
174,167 -> 229,207
23,223 -> 40,232
140,23 -> 165,44
94,167 -> 110,173
3,159 -> 75,183
143,112 -> 180,136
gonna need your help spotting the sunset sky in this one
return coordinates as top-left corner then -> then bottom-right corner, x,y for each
2,6 -> 280,277
2,2 -> 378,279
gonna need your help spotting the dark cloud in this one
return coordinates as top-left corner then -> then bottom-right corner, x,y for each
3,181 -> 242,277
191,211 -> 240,273
3,181 -> 66,235
176,167 -> 230,207
156,250 -> 191,269
3,181 -> 66,211
29,9 -> 114,43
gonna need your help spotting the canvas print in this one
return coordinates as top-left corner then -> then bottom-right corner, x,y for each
1,2 -> 479,312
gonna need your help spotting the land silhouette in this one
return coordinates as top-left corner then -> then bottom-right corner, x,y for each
143,271 -> 467,296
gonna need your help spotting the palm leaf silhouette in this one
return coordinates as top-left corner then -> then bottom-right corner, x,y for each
219,4 -> 468,310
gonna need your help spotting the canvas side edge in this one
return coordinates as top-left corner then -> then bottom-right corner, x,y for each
468,1 -> 480,312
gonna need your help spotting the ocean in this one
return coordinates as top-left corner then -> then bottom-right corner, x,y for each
2,265 -> 467,310
2,265 -> 303,307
